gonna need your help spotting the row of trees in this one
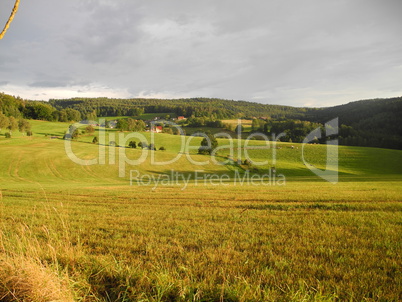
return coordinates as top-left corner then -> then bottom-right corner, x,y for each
92,138 -> 166,151
49,97 -> 308,120
129,141 -> 165,151
186,117 -> 224,128
0,93 -> 84,122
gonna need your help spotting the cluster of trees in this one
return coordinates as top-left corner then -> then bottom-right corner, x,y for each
128,140 -> 165,151
265,120 -> 323,143
89,138 -> 167,151
0,112 -> 31,136
63,125 -> 79,140
116,118 -> 146,131
24,102 -> 85,122
0,93 -> 24,118
1,93 -> 84,122
186,117 -> 224,128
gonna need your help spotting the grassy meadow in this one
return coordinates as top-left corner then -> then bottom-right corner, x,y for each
0,120 -> 402,301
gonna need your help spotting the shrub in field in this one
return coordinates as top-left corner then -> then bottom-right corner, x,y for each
5,132 -> 11,138
198,132 -> 218,155
86,124 -> 95,134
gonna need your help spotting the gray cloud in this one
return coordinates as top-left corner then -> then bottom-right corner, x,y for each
29,81 -> 68,88
0,0 -> 401,106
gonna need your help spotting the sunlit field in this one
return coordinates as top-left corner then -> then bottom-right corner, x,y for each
1,122 -> 401,301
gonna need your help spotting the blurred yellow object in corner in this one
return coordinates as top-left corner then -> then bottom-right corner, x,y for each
0,0 -> 20,39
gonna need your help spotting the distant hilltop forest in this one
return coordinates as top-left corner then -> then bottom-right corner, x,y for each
1,93 -> 401,150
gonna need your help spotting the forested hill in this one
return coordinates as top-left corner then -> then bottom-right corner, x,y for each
1,92 -> 402,149
308,97 -> 402,149
48,96 -> 402,149
309,97 -> 402,127
49,97 -> 309,120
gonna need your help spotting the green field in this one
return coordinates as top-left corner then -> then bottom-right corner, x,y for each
0,121 -> 402,301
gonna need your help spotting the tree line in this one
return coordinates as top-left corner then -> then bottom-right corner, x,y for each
1,92 -> 402,149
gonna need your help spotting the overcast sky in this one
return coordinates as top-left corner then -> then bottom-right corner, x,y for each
1,0 -> 402,107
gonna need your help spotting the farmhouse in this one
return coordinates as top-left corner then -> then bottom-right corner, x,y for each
151,125 -> 163,133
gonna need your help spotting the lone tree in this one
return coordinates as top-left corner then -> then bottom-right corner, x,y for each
198,132 -> 218,155
92,136 -> 98,144
128,140 -> 137,148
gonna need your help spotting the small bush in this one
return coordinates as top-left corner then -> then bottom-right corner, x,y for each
26,130 -> 33,136
159,146 -> 166,151
5,132 -> 11,138
86,125 -> 95,134
92,136 -> 98,144
72,129 -> 79,140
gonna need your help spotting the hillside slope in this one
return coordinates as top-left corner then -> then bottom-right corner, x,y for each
309,97 -> 402,149
1,121 -> 401,188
